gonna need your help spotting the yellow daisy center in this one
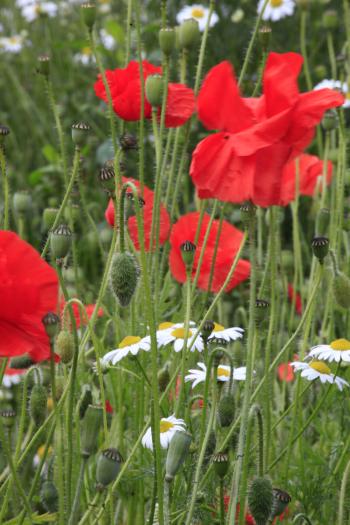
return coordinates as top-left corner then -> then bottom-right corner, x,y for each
158,322 -> 174,330
217,366 -> 230,378
191,8 -> 205,18
171,328 -> 193,339
270,0 -> 283,7
37,445 -> 53,459
9,37 -> 19,44
160,420 -> 174,433
47,397 -> 54,411
82,46 -> 92,56
119,336 -> 141,348
330,338 -> 350,351
213,323 -> 225,332
309,361 -> 331,375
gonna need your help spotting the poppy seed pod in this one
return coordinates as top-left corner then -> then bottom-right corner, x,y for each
56,330 -> 74,364
311,236 -> 329,263
99,165 -> 115,193
120,133 -> 138,150
165,430 -> 192,482
0,409 -> 16,428
43,207 -> 59,230
201,320 -> 215,343
240,201 -> 257,227
333,272 -> 350,309
40,480 -> 58,512
96,448 -> 123,489
50,224 -> 72,260
80,405 -> 103,458
180,240 -> 196,271
71,122 -> 90,146
37,55 -> 50,77
0,125 -> 10,140
259,26 -> 271,52
248,477 -> 274,525
42,312 -> 60,339
109,252 -> 140,307
159,27 -> 176,55
81,2 -> 96,31
178,18 -> 200,49
212,451 -> 229,479
255,299 -> 270,326
30,384 -> 48,426
217,392 -> 235,428
322,9 -> 338,30
270,488 -> 291,520
145,74 -> 164,107
13,191 -> 31,216
322,109 -> 339,131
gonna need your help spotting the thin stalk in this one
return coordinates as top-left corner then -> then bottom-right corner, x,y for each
69,457 -> 88,525
337,457 -> 350,525
0,144 -> 9,230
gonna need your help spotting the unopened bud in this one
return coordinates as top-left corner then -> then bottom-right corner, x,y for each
30,384 -> 48,426
42,312 -> 60,339
213,451 -> 229,479
180,240 -> 196,271
56,330 -> 74,364
178,18 -> 200,50
145,74 -> 164,107
159,27 -> 176,55
13,191 -> 31,216
96,448 -> 123,489
43,207 -> 59,230
165,430 -> 192,482
72,122 -> 90,146
248,477 -> 274,525
81,405 -> 103,458
109,252 -> 140,307
50,224 -> 72,259
311,236 -> 329,263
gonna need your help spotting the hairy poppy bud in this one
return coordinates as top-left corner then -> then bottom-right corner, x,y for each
270,488 -> 291,520
311,236 -> 329,263
81,405 -> 103,458
333,272 -> 350,309
72,122 -> 90,147
180,240 -> 196,271
259,26 -> 271,52
145,74 -> 164,107
43,207 -> 59,230
248,477 -> 274,525
109,252 -> 140,307
42,312 -> 60,339
178,18 -> 200,49
56,330 -> 74,364
159,27 -> 176,55
30,384 -> 48,426
217,392 -> 235,428
37,55 -> 50,77
96,448 -> 123,489
316,208 -> 330,236
81,2 -> 96,31
40,480 -> 58,512
165,430 -> 192,482
78,384 -> 93,419
213,451 -> 229,479
50,224 -> 72,260
322,109 -> 338,131
120,133 -> 138,151
13,191 -> 31,216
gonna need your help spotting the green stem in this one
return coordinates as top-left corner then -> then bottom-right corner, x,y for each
0,145 -> 9,230
300,11 -> 313,90
68,457 -> 88,525
292,514 -> 313,525
338,457 -> 350,525
45,78 -> 68,184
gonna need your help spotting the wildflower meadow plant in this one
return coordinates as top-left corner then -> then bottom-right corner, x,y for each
0,0 -> 349,523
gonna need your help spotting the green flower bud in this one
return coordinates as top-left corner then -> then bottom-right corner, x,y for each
42,312 -> 60,340
255,299 -> 270,326
13,191 -> 31,216
37,55 -> 50,77
50,224 -> 72,260
40,480 -> 58,512
99,165 -> 115,193
217,392 -> 235,428
109,252 -> 140,307
178,18 -> 200,50
333,272 -> 350,309
159,27 -> 176,55
81,2 -> 96,31
270,488 -> 291,520
240,201 -> 257,227
145,74 -> 164,107
316,208 -> 330,236
72,122 -> 90,147
248,477 -> 274,525
96,448 -> 123,489
43,207 -> 59,230
165,430 -> 192,482
56,330 -> 74,364
0,408 -> 16,428
259,26 -> 271,52
311,236 -> 329,264
322,9 -> 338,30
81,405 -> 103,458
212,451 -> 229,479
78,384 -> 93,419
30,384 -> 48,426
119,133 -> 138,151
180,240 -> 196,271
322,109 -> 339,131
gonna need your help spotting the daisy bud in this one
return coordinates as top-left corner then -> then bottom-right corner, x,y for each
37,55 -> 50,77
50,224 -> 72,260
311,236 -> 329,264
43,207 -> 59,230
96,448 -> 123,489
322,9 -> 338,30
40,480 -> 58,512
81,405 -> 103,458
255,299 -> 270,326
78,384 -> 93,419
201,320 -> 215,343
316,208 -> 330,236
0,409 -> 16,428
248,477 -> 274,525
270,488 -> 291,520
72,122 -> 90,147
240,201 -> 256,227
259,26 -> 271,52
180,240 -> 196,271
212,451 -> 229,479
332,272 -> 350,309
145,74 -> 164,107
81,2 -> 96,31
165,430 -> 192,482
99,165 -> 115,193
217,392 -> 235,428
30,384 -> 48,426
109,252 -> 140,307
322,109 -> 338,131
120,133 -> 138,151
159,27 -> 176,56
13,191 -> 31,216
178,18 -> 200,50
42,312 -> 60,339
0,125 -> 10,138
158,363 -> 170,392
56,330 -> 74,364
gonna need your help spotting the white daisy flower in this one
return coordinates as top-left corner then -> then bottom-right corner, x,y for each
176,4 -> 219,32
314,79 -> 350,108
74,46 -> 96,66
185,362 -> 247,388
101,335 -> 150,365
16,0 -> 35,7
100,29 -> 115,50
143,321 -> 197,347
0,34 -> 27,54
257,0 -> 295,22
290,361 -> 349,391
308,338 -> 350,363
142,415 -> 186,450
207,323 -> 244,344
2,371 -> 24,388
21,2 -> 58,23
158,325 -> 204,353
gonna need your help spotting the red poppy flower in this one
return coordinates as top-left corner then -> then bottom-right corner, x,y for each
105,177 -> 171,251
190,53 -> 344,207
277,362 -> 295,382
94,60 -> 195,127
169,212 -> 250,292
287,284 -> 302,315
223,499 -> 255,524
280,154 -> 333,205
0,231 -> 58,359
105,400 -> 113,413
60,300 -> 104,329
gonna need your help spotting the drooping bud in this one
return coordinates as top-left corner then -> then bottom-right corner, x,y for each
333,272 -> 350,309
259,26 -> 271,52
159,27 -> 176,55
50,224 -> 72,260
56,330 -> 74,364
80,405 -> 103,458
40,480 -> 58,512
0,408 -> 16,428
78,384 -> 93,419
30,384 -> 48,426
120,133 -> 138,151
201,320 -> 215,343
109,252 -> 140,307
96,448 -> 123,489
178,18 -> 200,50
180,240 -> 196,272
248,477 -> 274,525
72,122 -> 90,147
270,488 -> 291,520
37,55 -> 50,77
13,191 -> 31,216
322,109 -> 339,131
43,207 -> 59,230
316,208 -> 330,236
217,392 -> 235,428
145,74 -> 164,107
255,299 -> 270,326
42,312 -> 60,339
165,430 -> 192,482
81,2 -> 96,31
212,451 -> 229,479
240,201 -> 257,227
311,236 -> 329,264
